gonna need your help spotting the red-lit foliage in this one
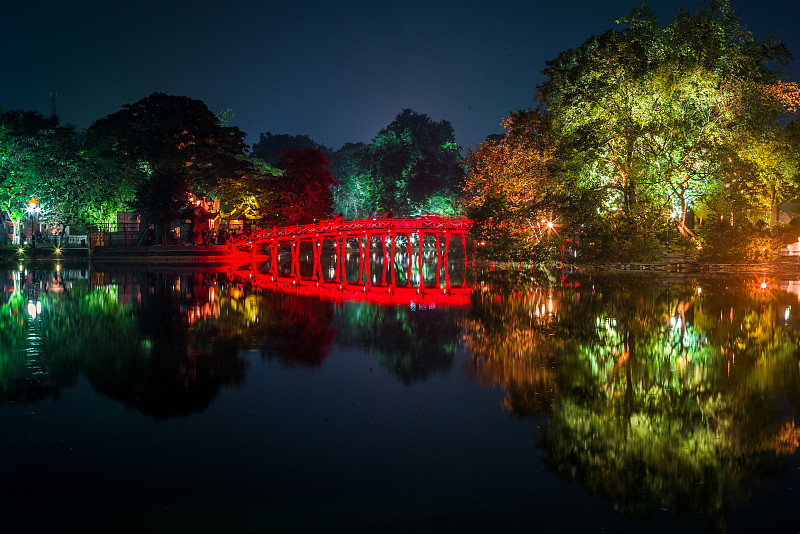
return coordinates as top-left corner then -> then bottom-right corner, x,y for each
274,148 -> 336,225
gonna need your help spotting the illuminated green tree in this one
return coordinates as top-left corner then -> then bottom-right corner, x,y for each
537,1 -> 797,249
330,142 -> 369,218
0,111 -> 59,242
344,109 -> 463,216
0,110 -> 128,242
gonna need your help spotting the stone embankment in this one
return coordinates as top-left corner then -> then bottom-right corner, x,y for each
0,245 -> 234,266
91,245 -> 233,265
0,246 -> 89,263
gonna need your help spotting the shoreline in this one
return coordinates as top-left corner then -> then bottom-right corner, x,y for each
3,245 -> 800,274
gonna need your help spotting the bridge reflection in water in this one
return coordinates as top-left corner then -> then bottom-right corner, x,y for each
227,216 -> 473,306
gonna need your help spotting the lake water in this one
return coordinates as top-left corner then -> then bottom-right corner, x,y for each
1,261 -> 798,533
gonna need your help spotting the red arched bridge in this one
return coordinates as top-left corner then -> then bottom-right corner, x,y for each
227,215 -> 472,288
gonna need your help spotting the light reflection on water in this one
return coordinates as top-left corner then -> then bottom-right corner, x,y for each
0,264 -> 798,532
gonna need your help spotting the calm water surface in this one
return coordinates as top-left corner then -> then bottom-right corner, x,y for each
1,262 -> 799,533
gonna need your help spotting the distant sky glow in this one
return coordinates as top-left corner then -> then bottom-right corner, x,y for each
2,0 -> 797,151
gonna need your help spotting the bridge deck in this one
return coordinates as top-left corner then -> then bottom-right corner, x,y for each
228,215 -> 472,246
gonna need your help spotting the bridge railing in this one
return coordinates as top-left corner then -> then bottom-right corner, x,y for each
227,216 -> 472,248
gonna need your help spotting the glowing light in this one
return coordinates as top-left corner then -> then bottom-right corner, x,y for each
761,281 -> 768,290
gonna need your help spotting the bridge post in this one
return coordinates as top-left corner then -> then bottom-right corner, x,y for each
291,238 -> 300,278
337,233 -> 344,283
357,233 -> 364,284
365,233 -> 372,287
389,230 -> 396,286
435,234 -> 442,288
312,236 -> 320,281
418,232 -> 424,288
406,233 -> 413,286
381,234 -> 387,285
444,231 -> 451,289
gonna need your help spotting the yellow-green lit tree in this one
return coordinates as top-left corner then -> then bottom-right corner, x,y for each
536,1 -> 798,257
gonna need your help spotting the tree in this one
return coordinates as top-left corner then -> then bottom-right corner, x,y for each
329,142 -> 368,219
537,1 -> 797,246
88,92 -> 251,240
345,109 -> 463,216
216,157 -> 282,222
273,148 -> 336,225
0,110 -> 58,242
460,110 -> 564,258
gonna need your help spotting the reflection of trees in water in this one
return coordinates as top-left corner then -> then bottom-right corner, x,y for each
85,272 -> 248,419
0,270 -> 250,419
462,273 -> 800,529
0,270 -> 80,404
335,303 -> 461,385
460,285 -> 559,416
258,293 -> 337,367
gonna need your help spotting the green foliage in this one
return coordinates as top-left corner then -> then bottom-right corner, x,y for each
0,110 -> 130,238
88,93 -> 252,232
534,0 -> 798,259
698,217 -> 781,263
216,156 -> 281,221
580,206 -> 672,262
337,109 -> 463,216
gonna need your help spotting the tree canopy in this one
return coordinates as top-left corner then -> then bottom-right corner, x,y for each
88,92 -> 252,236
467,0 -> 800,262
273,148 -> 336,225
335,109 -> 463,217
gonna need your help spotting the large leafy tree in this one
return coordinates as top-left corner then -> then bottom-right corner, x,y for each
329,142 -> 368,219
0,110 -> 55,241
537,1 -> 797,242
87,92 -> 251,239
460,110 -> 567,259
0,110 -> 125,243
344,109 -> 463,216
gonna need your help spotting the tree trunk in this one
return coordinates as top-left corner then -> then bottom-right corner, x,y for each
12,218 -> 21,245
770,202 -> 779,228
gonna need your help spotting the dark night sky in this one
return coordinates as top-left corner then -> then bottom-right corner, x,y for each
2,0 -> 798,151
